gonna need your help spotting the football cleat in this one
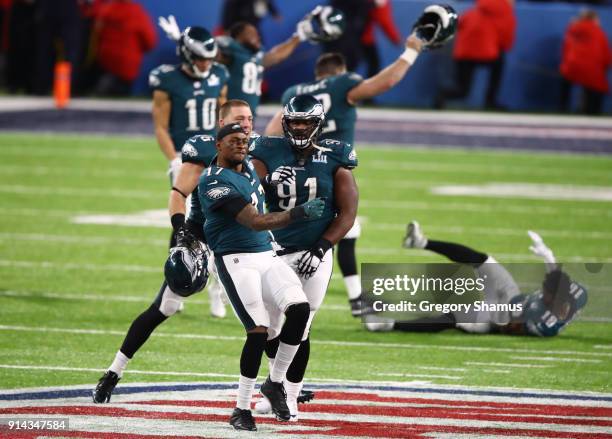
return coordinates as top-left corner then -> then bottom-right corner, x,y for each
349,297 -> 363,317
297,389 -> 315,404
229,408 -> 257,431
92,371 -> 120,403
402,221 -> 427,249
363,314 -> 395,332
260,376 -> 291,421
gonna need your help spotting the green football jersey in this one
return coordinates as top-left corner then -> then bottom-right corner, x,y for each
149,63 -> 229,151
249,136 -> 357,249
217,36 -> 265,115
281,72 -> 363,145
182,133 -> 260,225
198,159 -> 271,255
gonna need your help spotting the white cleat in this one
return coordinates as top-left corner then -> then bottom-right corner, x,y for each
176,301 -> 185,313
363,314 -> 395,332
254,396 -> 271,414
402,221 -> 427,249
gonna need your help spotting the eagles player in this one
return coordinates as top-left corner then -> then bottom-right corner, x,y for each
149,25 -> 229,213
91,101 -> 254,404
265,5 -> 457,317
171,99 -> 257,318
249,95 -> 358,420
216,20 -> 307,115
365,222 -> 588,337
199,123 -> 325,431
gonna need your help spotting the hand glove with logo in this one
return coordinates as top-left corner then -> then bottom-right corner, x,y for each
290,197 -> 326,220
295,17 -> 315,42
265,166 -> 296,187
528,230 -> 557,271
159,15 -> 181,41
296,238 -> 332,279
168,157 -> 182,185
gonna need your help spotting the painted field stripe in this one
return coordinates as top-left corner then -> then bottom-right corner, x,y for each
0,164 -> 162,180
126,399 -> 612,427
594,345 -> 612,350
372,373 -> 461,380
1,325 -> 611,358
0,233 -> 168,247
2,405 -> 611,436
465,362 -> 551,369
0,260 -> 159,273
509,356 -> 602,364
431,183 -> 612,202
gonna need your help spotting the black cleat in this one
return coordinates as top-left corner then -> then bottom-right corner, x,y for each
260,376 -> 290,421
297,389 -> 315,404
229,408 -> 257,431
92,370 -> 120,403
350,297 -> 363,317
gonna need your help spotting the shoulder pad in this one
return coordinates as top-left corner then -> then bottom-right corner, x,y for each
319,139 -> 357,169
149,64 -> 177,88
182,135 -> 217,164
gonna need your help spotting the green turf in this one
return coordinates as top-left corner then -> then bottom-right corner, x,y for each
0,132 -> 610,393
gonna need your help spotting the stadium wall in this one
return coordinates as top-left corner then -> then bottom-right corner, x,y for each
134,0 -> 612,113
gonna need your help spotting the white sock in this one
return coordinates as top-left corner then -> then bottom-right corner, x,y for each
108,351 -> 130,377
284,380 -> 302,403
268,358 -> 274,374
270,342 -> 299,383
344,274 -> 361,300
236,375 -> 257,410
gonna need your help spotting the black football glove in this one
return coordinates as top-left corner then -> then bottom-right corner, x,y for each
296,238 -> 332,279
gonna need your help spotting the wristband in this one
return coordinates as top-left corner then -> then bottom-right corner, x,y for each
313,238 -> 333,257
171,213 -> 185,231
400,47 -> 419,65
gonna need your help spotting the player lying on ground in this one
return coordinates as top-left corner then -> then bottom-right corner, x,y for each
265,5 -> 457,317
364,221 -> 587,336
248,94 -> 359,420
198,123 -> 326,431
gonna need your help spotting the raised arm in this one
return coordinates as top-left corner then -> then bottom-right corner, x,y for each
262,35 -> 301,68
346,33 -> 423,105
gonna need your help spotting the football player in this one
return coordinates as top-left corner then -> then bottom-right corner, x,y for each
364,221 -> 588,337
198,123 -> 325,431
149,25 -> 229,229
91,101 -> 254,404
249,94 -> 358,420
265,5 -> 457,317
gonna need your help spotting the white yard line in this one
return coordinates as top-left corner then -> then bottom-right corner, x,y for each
509,356 -> 602,364
1,324 -> 610,358
465,362 -> 552,369
373,372 -> 462,380
0,260 -> 159,273
594,345 -> 612,350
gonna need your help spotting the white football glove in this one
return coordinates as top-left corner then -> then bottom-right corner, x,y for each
159,15 -> 181,42
295,239 -> 332,279
528,230 -> 557,270
168,157 -> 182,185
295,17 -> 314,42
266,166 -> 296,186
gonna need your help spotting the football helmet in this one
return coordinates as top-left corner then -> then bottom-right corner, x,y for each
412,4 -> 457,50
164,235 -> 209,297
302,6 -> 345,43
178,26 -> 218,78
282,95 -> 325,149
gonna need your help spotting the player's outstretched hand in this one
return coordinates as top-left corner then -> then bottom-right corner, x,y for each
406,33 -> 424,53
290,197 -> 325,221
159,15 -> 181,41
295,16 -> 314,42
528,230 -> 556,265
266,166 -> 296,187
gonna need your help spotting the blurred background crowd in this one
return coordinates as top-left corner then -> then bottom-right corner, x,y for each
0,0 -> 610,114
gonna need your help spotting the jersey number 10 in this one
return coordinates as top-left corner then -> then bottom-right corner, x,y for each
185,98 -> 217,131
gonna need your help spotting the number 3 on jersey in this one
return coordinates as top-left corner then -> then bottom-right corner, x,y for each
313,93 -> 336,134
185,98 -> 217,131
278,177 -> 317,210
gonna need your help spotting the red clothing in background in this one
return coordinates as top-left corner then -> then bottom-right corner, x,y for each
560,18 -> 611,93
95,0 -> 157,81
361,0 -> 401,46
453,7 -> 499,61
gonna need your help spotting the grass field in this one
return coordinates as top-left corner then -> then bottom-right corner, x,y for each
0,132 -> 611,395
